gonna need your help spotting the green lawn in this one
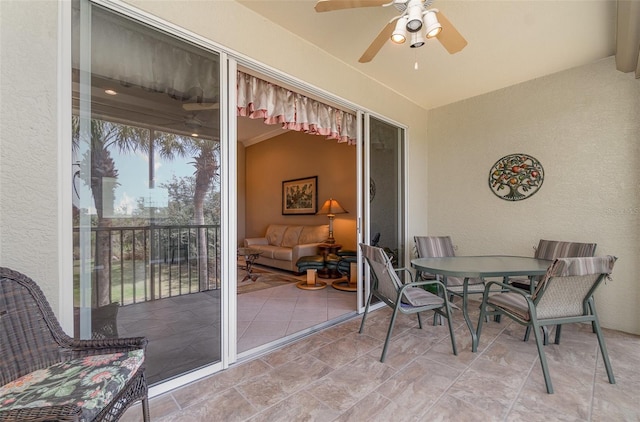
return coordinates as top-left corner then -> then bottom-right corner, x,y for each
73,258 -> 220,306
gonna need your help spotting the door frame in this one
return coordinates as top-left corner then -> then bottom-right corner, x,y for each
64,0 -> 408,398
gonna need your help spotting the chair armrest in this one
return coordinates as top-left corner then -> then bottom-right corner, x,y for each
394,267 -> 415,284
399,278 -> 457,307
0,404 -> 83,421
483,280 -> 531,296
404,279 -> 446,290
63,337 -> 148,359
244,237 -> 268,247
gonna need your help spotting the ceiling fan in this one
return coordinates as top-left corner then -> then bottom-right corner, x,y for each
181,101 -> 219,112
315,0 -> 467,63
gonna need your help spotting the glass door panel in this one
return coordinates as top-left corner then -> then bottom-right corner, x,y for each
368,116 -> 406,267
72,0 -> 222,385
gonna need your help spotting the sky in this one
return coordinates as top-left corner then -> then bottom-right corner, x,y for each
111,149 -> 194,217
73,147 -> 195,218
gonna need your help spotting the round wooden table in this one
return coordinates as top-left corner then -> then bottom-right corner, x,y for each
317,243 -> 342,279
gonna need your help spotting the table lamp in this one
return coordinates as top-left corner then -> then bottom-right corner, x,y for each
317,198 -> 348,244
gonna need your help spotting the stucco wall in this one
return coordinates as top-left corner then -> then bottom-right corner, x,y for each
427,57 -> 640,334
244,131 -> 357,251
0,1 -> 62,309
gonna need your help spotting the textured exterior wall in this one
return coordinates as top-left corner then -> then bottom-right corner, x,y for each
0,1 -> 62,310
427,57 -> 640,334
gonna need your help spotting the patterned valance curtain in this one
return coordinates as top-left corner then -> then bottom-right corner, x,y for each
237,72 -> 357,145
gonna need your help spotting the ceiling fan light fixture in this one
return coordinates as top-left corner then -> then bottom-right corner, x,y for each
406,5 -> 423,33
410,30 -> 425,48
423,10 -> 442,38
391,17 -> 408,44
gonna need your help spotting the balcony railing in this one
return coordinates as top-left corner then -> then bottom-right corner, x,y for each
74,224 -> 221,307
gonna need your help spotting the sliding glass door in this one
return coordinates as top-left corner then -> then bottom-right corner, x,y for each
361,114 -> 406,306
72,0 -> 223,385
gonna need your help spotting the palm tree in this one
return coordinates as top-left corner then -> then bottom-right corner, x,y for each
190,140 -> 221,290
73,117 -> 150,307
73,116 -> 220,305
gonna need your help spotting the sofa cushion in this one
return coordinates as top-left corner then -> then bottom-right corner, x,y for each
265,224 -> 288,246
252,245 -> 281,259
281,226 -> 303,248
0,349 -> 144,421
273,248 -> 293,261
299,225 -> 328,244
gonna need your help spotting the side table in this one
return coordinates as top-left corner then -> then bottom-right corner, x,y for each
317,243 -> 342,279
237,247 -> 263,282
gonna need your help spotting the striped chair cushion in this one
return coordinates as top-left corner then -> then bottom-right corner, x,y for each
486,292 -> 530,320
414,236 -> 483,287
510,239 -> 597,288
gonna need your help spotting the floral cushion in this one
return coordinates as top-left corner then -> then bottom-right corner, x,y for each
0,349 -> 144,420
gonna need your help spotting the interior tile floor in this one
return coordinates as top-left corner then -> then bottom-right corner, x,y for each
238,280 -> 356,353
121,300 -> 640,421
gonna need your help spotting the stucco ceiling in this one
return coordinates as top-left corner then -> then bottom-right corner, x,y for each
237,0 -> 618,110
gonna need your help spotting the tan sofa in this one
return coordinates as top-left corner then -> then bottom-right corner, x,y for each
243,224 -> 328,272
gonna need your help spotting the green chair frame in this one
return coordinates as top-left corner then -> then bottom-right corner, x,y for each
359,244 -> 457,362
477,256 -> 617,394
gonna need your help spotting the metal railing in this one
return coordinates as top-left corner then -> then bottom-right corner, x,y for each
74,224 -> 221,306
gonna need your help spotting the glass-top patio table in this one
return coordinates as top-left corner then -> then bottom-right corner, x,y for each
411,256 -> 552,352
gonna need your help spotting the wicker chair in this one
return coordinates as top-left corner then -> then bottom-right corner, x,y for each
0,267 -> 150,421
477,256 -> 617,394
359,244 -> 457,362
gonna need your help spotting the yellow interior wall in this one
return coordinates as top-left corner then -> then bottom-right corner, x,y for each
244,131 -> 357,251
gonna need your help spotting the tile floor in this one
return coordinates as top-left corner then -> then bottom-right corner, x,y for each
118,273 -> 357,384
121,299 -> 640,421
237,279 -> 357,353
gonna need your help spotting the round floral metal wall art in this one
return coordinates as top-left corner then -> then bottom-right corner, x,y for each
489,153 -> 544,201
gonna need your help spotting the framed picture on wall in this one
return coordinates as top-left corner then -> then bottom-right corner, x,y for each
282,176 -> 318,215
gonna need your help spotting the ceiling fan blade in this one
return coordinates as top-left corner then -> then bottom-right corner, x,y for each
359,20 -> 396,63
435,11 -> 467,54
182,102 -> 219,111
315,0 -> 389,13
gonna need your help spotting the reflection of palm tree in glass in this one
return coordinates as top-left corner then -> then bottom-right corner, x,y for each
191,140 -> 220,290
73,117 -> 219,306
73,117 -> 150,307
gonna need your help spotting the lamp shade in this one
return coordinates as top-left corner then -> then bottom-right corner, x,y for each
317,198 -> 347,244
317,198 -> 348,216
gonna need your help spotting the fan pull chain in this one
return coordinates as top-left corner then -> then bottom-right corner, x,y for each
414,51 -> 419,70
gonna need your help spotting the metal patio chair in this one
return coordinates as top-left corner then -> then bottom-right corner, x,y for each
509,239 -> 596,291
413,235 -> 486,301
509,239 -> 596,343
477,256 -> 617,394
359,244 -> 457,362
0,267 -> 150,421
